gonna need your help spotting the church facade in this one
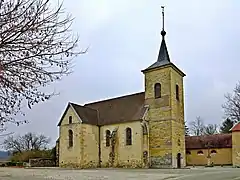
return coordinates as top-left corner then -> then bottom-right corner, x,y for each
56,10 -> 240,169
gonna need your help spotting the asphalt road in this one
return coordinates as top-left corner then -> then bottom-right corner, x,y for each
0,167 -> 239,180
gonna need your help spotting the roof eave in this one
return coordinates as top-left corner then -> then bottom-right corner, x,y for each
57,102 -> 83,127
98,119 -> 141,126
69,103 -> 83,124
230,122 -> 240,132
57,102 -> 71,127
141,63 -> 186,77
186,146 -> 232,150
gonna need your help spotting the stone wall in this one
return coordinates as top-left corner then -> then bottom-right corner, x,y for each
81,124 -> 99,168
144,67 -> 172,168
150,153 -> 172,168
58,104 -> 100,169
143,65 -> 186,168
56,140 -> 59,167
58,110 -> 145,169
232,131 -> 240,167
100,121 -> 144,168
58,106 -> 83,168
29,158 -> 55,167
186,148 -> 232,166
170,68 -> 186,168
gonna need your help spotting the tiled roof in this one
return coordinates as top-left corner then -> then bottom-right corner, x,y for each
57,103 -> 98,126
71,103 -> 98,125
84,92 -> 146,125
185,134 -> 232,149
231,122 -> 240,132
58,92 -> 146,126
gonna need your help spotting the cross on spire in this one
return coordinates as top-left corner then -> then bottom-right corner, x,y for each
161,6 -> 166,37
142,6 -> 170,70
161,6 -> 165,31
156,5 -> 169,62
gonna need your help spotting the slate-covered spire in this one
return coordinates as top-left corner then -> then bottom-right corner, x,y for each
142,6 -> 172,72
142,6 -> 185,77
157,6 -> 170,62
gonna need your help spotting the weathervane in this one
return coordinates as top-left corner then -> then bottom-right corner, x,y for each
161,6 -> 166,37
161,6 -> 165,31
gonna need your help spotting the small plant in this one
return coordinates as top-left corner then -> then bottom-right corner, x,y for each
16,162 -> 24,167
6,162 -> 17,166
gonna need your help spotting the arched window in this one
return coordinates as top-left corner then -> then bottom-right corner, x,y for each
211,150 -> 217,154
69,116 -> 72,124
176,84 -> 179,100
126,128 -> 132,145
106,130 -> 111,147
186,150 -> 191,155
68,130 -> 73,147
154,83 -> 161,99
197,150 -> 204,155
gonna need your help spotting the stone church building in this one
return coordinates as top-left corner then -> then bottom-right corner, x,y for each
56,10 -> 240,168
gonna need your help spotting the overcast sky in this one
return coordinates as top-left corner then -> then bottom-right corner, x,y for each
3,0 -> 240,147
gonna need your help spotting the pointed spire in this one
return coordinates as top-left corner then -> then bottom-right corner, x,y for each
142,6 -> 185,77
157,6 -> 170,62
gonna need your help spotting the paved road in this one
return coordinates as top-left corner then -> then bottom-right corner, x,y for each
0,167 -> 240,180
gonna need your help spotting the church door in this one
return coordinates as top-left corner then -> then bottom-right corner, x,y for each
177,153 -> 181,168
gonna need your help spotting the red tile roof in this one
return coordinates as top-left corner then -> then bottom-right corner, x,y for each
185,134 -> 232,149
231,122 -> 240,132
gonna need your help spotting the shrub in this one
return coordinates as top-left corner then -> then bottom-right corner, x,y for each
6,162 -> 17,166
10,150 -> 52,162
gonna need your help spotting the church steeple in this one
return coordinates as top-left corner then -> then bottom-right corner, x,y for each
142,6 -> 185,76
142,6 -> 186,169
142,6 -> 174,73
157,6 -> 170,63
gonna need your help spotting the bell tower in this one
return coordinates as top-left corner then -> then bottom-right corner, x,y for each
142,6 -> 186,168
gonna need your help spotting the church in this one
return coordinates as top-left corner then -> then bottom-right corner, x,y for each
56,9 -> 240,169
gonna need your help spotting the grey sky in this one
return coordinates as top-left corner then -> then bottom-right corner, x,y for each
4,0 -> 240,147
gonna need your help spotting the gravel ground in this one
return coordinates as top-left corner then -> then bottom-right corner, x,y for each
0,167 -> 240,180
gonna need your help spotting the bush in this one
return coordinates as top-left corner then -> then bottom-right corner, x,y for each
6,162 -> 17,166
10,150 -> 52,162
16,162 -> 24,167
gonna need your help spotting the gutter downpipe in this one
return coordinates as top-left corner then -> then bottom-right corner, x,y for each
96,109 -> 101,168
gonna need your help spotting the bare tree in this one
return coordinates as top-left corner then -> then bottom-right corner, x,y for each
0,0 -> 84,128
3,132 -> 50,153
222,82 -> 240,122
204,124 -> 218,135
189,116 -> 205,136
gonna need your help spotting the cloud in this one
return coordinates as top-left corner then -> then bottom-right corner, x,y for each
63,0 -> 148,33
3,0 -> 240,147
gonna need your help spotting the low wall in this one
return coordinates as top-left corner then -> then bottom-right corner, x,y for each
29,158 -> 55,167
